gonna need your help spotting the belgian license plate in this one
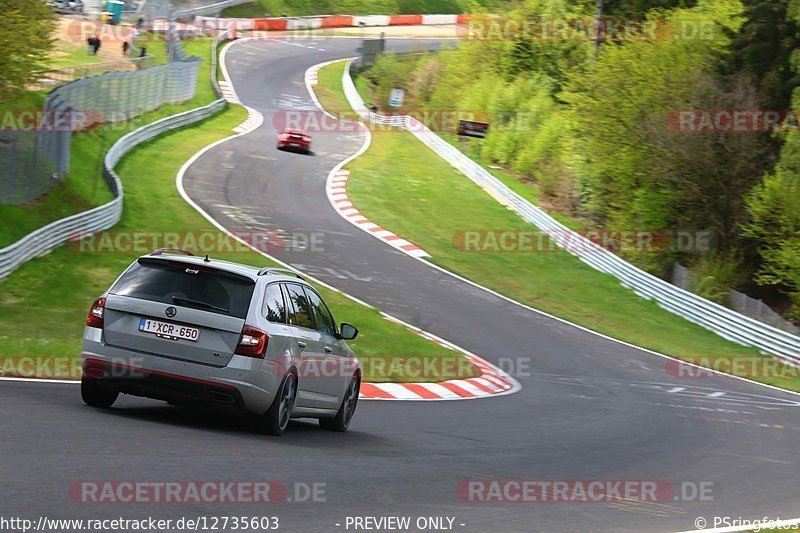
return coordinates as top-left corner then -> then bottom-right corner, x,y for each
138,318 -> 200,342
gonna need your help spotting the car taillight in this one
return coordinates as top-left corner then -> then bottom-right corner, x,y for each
236,325 -> 269,358
86,298 -> 106,328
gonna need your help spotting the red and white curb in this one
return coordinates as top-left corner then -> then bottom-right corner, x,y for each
327,169 -> 430,258
218,80 -> 239,102
360,313 -> 519,400
305,61 -> 431,259
219,40 -> 264,135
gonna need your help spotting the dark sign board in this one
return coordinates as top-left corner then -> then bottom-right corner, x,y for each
359,37 -> 386,67
458,120 -> 489,138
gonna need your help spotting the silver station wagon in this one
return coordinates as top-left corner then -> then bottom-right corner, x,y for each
81,249 -> 361,435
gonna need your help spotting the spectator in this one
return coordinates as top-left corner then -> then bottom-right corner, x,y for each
122,41 -> 129,56
86,35 -> 94,55
92,34 -> 101,55
139,45 -> 147,58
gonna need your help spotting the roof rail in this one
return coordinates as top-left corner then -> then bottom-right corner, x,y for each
150,247 -> 195,257
257,267 -> 305,280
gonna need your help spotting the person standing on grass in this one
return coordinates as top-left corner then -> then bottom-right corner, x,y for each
86,35 -> 94,55
92,34 -> 101,55
139,45 -> 147,58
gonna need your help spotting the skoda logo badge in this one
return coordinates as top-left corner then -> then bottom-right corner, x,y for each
165,306 -> 177,318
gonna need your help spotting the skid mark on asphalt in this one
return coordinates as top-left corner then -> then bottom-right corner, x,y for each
292,263 -> 374,282
537,374 -> 800,408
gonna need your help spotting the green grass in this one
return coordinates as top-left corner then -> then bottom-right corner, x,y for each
0,44 -> 473,384
47,45 -> 105,69
314,60 -> 800,392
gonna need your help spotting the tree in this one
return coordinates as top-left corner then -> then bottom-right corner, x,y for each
743,168 -> 800,320
0,0 -> 57,100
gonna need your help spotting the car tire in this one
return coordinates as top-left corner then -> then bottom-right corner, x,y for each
81,377 -> 119,408
319,375 -> 360,432
256,372 -> 296,436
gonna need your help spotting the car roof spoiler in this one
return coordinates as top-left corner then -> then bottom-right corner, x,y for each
257,267 -> 305,280
150,247 -> 195,257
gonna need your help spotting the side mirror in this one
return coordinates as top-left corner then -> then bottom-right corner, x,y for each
339,323 -> 358,340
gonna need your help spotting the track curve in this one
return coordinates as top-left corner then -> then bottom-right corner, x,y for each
3,36 -> 800,533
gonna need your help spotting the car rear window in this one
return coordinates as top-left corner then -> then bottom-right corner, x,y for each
110,259 -> 256,319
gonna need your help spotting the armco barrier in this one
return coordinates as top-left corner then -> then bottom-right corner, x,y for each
171,0 -> 250,19
341,59 -> 800,364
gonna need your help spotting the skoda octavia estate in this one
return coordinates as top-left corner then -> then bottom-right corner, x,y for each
80,249 -> 361,435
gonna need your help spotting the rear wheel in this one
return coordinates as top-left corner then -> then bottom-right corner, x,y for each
256,373 -> 296,436
320,375 -> 360,432
81,377 -> 118,408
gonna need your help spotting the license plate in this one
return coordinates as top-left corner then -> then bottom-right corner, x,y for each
290,143 -> 300,147
138,318 -> 200,342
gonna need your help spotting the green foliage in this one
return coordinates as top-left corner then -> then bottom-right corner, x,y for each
0,0 -> 57,100
689,250 -> 745,303
564,0 -> 778,266
744,166 -> 800,319
729,0 -> 799,109
360,0 -> 797,317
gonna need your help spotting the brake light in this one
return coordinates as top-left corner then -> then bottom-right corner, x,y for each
86,298 -> 106,328
236,325 -> 269,358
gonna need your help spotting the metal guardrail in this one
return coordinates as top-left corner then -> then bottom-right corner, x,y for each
171,0 -> 250,19
210,28 -> 232,98
342,59 -> 800,364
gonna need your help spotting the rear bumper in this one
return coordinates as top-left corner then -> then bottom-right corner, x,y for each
277,141 -> 310,151
81,327 -> 279,414
84,358 -> 247,412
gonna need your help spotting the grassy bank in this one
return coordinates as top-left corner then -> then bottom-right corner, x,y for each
222,0 -> 481,18
314,60 -> 800,392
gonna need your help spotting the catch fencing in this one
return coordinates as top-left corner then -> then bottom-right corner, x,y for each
0,21 -> 203,206
0,24 -> 232,281
342,58 -> 800,364
672,263 -> 799,335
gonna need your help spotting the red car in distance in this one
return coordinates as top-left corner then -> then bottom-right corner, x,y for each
277,128 -> 311,153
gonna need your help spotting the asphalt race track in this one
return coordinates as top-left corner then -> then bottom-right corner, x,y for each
4,37 -> 800,533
